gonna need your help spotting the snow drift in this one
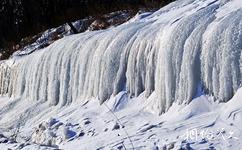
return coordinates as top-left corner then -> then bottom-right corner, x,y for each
0,0 -> 242,114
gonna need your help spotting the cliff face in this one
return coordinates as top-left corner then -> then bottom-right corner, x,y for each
0,0 -> 242,115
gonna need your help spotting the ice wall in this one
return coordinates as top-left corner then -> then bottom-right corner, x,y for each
0,0 -> 242,114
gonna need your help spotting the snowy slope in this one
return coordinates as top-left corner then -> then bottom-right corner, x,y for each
0,0 -> 242,149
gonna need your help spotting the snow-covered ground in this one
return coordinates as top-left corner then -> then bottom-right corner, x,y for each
1,90 -> 242,149
0,0 -> 242,149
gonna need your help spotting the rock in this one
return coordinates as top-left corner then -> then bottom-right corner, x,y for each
112,122 -> 120,130
88,19 -> 110,31
117,145 -> 123,150
84,120 -> 91,125
79,131 -> 85,137
0,138 -> 8,143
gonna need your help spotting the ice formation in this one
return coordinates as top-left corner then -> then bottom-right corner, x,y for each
0,0 -> 242,114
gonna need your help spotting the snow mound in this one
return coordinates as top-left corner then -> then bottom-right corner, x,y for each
162,96 -> 216,123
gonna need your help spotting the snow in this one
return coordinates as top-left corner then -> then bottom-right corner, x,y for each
0,0 -> 242,149
1,91 -> 242,149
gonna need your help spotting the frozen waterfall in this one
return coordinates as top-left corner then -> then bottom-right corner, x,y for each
0,0 -> 242,114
